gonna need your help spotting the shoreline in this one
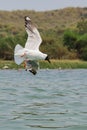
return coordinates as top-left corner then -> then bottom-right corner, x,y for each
0,59 -> 87,69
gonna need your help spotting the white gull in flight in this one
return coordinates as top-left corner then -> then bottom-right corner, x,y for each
14,16 -> 50,75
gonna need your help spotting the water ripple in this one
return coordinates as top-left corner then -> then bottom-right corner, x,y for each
0,69 -> 87,129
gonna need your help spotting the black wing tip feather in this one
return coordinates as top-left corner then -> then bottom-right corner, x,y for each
24,16 -> 31,21
24,16 -> 30,26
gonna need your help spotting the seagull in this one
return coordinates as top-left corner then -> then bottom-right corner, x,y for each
14,16 -> 51,75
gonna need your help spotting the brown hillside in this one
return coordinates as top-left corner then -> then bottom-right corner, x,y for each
0,7 -> 87,31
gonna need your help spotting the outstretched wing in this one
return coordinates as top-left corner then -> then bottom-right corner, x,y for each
25,17 -> 42,50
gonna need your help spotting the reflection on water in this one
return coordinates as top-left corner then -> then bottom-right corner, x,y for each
0,69 -> 87,130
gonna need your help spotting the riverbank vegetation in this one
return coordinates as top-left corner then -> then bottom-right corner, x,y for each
1,59 -> 87,69
0,7 -> 87,65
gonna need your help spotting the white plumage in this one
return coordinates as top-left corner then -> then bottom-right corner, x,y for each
14,16 -> 50,75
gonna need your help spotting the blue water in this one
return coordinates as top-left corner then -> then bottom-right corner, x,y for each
0,69 -> 87,130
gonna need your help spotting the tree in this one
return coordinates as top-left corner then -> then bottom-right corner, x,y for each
75,33 -> 87,59
63,29 -> 78,50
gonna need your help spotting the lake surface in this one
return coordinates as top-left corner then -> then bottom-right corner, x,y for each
0,69 -> 87,130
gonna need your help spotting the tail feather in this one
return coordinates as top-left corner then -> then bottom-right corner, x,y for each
14,44 -> 23,54
14,44 -> 24,65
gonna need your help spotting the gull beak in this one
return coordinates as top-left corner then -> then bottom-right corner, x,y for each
45,56 -> 51,63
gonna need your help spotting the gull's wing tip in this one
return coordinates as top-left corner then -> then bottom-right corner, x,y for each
24,16 -> 31,21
